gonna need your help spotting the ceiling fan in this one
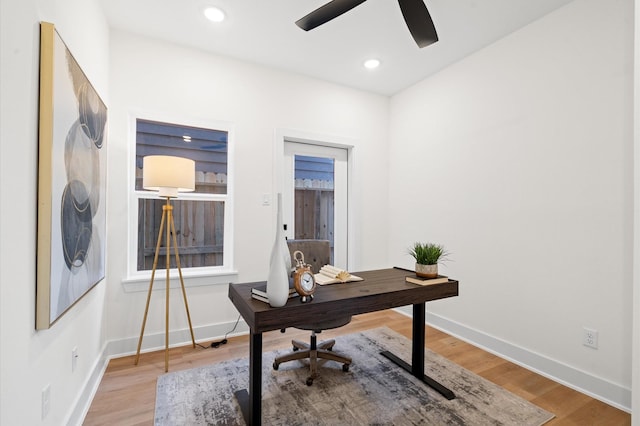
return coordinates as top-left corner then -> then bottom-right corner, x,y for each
296,0 -> 438,48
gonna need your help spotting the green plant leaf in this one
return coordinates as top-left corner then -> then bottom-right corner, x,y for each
407,242 -> 449,265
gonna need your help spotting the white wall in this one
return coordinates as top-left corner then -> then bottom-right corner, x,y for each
0,0 -> 109,424
633,0 -> 640,421
105,31 -> 390,350
389,0 -> 634,410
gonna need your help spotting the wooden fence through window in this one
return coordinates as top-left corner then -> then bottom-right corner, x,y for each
294,188 -> 334,244
138,199 -> 224,270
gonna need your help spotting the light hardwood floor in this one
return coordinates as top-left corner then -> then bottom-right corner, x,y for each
84,310 -> 630,425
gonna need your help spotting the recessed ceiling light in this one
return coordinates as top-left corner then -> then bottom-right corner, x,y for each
204,6 -> 225,23
363,59 -> 380,70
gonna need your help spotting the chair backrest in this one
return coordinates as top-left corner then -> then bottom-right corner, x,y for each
286,239 -> 351,331
286,239 -> 330,274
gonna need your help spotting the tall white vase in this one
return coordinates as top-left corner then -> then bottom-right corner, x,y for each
266,193 -> 290,307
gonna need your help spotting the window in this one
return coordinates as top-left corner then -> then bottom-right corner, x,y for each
293,155 -> 334,240
293,155 -> 335,255
131,117 -> 233,276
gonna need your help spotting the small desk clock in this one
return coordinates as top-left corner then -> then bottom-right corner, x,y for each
292,250 -> 316,303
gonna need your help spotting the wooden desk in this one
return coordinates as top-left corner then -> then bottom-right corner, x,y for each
228,267 -> 459,425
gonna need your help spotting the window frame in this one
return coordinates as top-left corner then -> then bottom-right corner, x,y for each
124,112 -> 236,289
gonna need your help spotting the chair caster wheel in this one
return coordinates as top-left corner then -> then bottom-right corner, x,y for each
273,362 -> 279,370
342,364 -> 350,372
306,378 -> 314,386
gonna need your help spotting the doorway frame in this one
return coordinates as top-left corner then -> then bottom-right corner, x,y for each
274,128 -> 356,270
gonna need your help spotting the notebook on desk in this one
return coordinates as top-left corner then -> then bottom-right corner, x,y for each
250,284 -> 298,303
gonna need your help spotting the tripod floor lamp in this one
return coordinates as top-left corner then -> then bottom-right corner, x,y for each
135,155 -> 196,372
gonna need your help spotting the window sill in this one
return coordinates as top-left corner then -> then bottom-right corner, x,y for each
122,269 -> 238,293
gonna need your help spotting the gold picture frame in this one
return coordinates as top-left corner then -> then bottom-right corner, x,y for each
36,22 -> 108,329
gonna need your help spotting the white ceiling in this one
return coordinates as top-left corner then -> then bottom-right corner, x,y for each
99,0 -> 574,96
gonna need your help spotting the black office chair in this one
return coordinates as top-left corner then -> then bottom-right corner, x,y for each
272,239 -> 352,386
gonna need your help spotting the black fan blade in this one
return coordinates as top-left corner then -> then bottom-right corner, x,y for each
296,0 -> 367,31
398,0 -> 438,48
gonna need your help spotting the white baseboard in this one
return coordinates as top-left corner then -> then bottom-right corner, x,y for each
105,317 -> 249,358
67,318 -> 249,425
65,347 -> 109,426
404,309 -> 632,413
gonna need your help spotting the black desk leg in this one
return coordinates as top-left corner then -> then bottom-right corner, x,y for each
234,331 -> 262,425
380,303 -> 455,400
412,301 -> 426,377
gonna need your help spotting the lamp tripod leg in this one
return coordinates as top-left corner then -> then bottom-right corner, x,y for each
134,207 -> 167,366
170,214 -> 196,348
165,202 -> 173,372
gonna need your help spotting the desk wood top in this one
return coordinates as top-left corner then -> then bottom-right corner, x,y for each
228,267 -> 458,333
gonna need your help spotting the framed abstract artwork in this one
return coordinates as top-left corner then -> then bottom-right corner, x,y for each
36,22 -> 108,329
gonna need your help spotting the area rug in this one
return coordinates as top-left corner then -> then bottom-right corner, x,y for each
155,327 -> 554,425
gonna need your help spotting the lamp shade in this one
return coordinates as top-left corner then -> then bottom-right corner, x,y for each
143,155 -> 195,198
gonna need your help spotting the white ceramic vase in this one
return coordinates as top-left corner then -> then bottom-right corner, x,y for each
266,193 -> 291,307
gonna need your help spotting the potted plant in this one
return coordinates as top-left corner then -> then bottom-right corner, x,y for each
408,242 -> 449,278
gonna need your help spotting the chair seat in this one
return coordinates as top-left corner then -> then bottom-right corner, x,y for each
295,316 -> 352,331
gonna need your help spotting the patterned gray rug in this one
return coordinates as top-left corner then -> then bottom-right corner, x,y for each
155,327 -> 554,425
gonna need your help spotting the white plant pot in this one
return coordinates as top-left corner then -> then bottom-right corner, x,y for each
415,263 -> 438,279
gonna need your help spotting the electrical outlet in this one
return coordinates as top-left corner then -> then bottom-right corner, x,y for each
42,384 -> 50,419
583,327 -> 598,349
72,346 -> 78,372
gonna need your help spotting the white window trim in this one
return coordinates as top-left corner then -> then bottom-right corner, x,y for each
123,111 -> 236,292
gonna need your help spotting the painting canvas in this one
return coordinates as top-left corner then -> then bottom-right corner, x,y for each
36,22 -> 107,329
